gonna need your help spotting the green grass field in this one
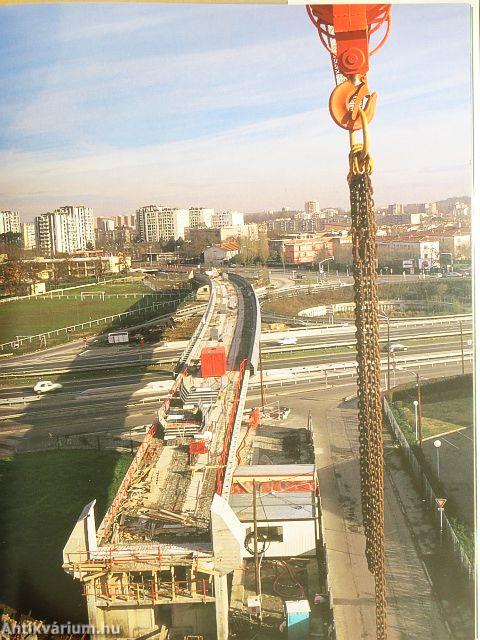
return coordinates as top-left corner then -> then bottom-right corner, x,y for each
391,374 -> 473,439
0,450 -> 132,622
0,279 -> 190,347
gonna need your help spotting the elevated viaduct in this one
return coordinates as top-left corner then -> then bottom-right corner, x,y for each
62,271 -> 261,640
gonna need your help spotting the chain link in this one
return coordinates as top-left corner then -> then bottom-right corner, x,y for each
349,162 -> 387,639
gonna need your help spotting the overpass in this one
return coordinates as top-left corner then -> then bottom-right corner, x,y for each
62,271 -> 261,640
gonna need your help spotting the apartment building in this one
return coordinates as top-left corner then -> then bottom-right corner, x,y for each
426,230 -> 471,260
114,214 -> 136,228
305,200 -> 320,216
387,203 -> 404,216
56,205 -> 94,250
21,222 -> 36,250
136,205 -> 189,242
211,210 -> 244,227
95,217 -> 115,231
270,234 -> 334,265
0,210 -> 20,235
376,212 -> 421,226
377,236 -> 440,268
34,206 -> 95,255
24,254 -> 131,278
188,207 -> 214,228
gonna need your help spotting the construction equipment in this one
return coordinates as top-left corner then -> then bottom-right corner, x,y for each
308,5 -> 391,639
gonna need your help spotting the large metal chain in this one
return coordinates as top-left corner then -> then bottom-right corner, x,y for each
349,147 -> 387,639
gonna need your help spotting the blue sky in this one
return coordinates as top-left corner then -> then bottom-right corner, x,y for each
0,3 -> 472,218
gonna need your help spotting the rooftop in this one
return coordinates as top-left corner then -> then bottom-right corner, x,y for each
229,491 -> 316,522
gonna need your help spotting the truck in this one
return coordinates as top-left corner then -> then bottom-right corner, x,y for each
108,330 -> 129,344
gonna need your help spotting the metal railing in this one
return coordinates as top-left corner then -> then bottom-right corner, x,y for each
175,276 -> 216,373
0,298 -> 185,352
383,397 -> 474,584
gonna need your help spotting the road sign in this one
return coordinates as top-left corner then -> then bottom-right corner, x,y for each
435,498 -> 446,508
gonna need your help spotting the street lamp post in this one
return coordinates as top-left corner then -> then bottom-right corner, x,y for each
433,439 -> 442,479
459,320 -> 465,375
317,256 -> 334,281
398,366 -> 423,447
413,400 -> 419,442
379,311 -> 390,391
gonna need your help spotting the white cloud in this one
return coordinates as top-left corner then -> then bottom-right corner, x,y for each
0,101 -> 470,216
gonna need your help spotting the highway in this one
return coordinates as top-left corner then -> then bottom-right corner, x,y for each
261,337 -> 470,370
0,314 -> 470,376
0,340 -> 186,375
0,316 -> 471,455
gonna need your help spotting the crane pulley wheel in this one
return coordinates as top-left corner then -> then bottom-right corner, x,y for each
329,79 -> 377,131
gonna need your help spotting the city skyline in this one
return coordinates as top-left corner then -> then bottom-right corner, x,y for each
0,3 -> 472,217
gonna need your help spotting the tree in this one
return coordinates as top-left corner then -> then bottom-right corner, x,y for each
0,233 -> 23,260
0,258 -> 44,295
258,231 -> 270,265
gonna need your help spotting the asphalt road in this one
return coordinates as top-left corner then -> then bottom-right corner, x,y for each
0,345 -> 469,456
245,363 -> 473,639
261,338 -> 470,370
0,341 -> 186,374
0,313 -> 471,458
1,315 -> 470,376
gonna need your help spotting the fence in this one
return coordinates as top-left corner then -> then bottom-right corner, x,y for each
383,396 -> 474,585
0,298 -> 184,352
0,276 -> 129,304
23,292 -> 183,301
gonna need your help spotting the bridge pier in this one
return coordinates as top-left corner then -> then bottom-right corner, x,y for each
214,574 -> 229,640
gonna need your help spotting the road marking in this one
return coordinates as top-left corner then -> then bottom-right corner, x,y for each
423,425 -> 471,442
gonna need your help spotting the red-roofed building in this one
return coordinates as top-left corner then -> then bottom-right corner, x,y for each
203,241 -> 239,264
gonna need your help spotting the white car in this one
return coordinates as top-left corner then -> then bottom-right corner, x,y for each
277,336 -> 298,346
389,343 -> 408,353
33,380 -> 63,394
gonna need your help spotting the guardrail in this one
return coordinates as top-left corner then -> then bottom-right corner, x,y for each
383,397 -> 474,585
175,275 -> 216,374
250,351 -> 473,388
258,281 -> 349,301
0,356 -> 180,379
228,274 -> 261,375
261,330 -> 472,356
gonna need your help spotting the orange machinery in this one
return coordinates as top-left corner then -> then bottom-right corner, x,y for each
307,4 -> 391,131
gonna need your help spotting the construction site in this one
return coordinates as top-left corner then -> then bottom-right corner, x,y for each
58,5 -> 472,640
63,270 -> 265,640
59,5 -> 392,639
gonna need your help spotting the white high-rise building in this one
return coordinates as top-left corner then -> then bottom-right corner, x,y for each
95,217 -> 116,232
34,205 -> 95,255
188,207 -> 214,228
212,210 -> 244,227
0,210 -> 20,235
21,222 -> 36,250
305,200 -> 320,217
57,205 -> 94,250
136,205 -> 190,242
